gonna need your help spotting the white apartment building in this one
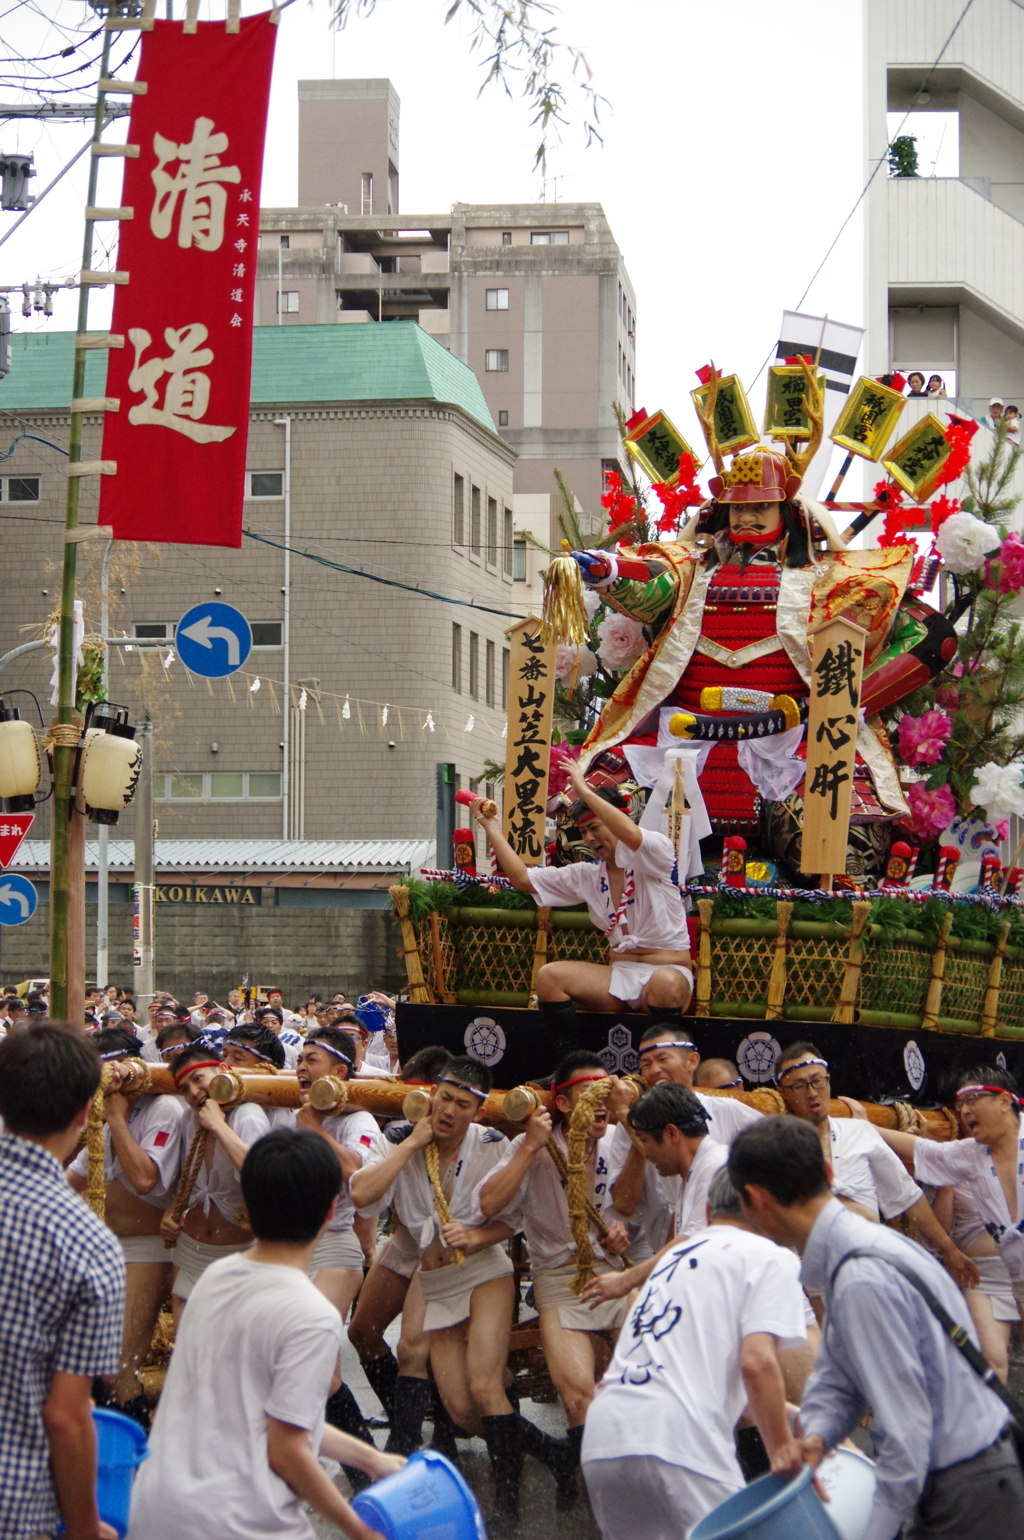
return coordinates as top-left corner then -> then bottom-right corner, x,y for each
865,0 -> 1024,456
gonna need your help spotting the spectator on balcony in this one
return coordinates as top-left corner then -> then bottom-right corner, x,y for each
984,398 -> 1004,427
906,372 -> 927,397
1004,405 -> 1020,445
926,374 -> 947,399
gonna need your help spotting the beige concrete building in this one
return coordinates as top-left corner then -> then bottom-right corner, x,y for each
0,323 -> 517,854
257,78 -> 636,546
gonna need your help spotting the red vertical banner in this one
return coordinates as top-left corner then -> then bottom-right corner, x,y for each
100,16 -> 277,547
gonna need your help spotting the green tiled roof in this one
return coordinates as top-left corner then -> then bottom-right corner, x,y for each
0,322 -> 495,430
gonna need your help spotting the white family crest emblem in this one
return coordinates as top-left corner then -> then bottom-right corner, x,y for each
736,1031 -> 781,1085
598,1023 -> 640,1076
464,1016 -> 505,1067
903,1039 -> 926,1093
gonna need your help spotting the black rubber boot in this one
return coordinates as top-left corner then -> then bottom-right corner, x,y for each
427,1383 -> 462,1463
113,1393 -> 151,1434
482,1413 -> 523,1534
386,1375 -> 431,1455
363,1349 -> 399,1425
538,998 -> 578,1057
644,1004 -> 684,1032
324,1382 -> 375,1493
518,1415 -> 579,1511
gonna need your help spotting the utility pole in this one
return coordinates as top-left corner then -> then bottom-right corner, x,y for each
133,715 -> 154,1010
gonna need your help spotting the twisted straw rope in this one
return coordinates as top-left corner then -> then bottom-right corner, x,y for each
86,1064 -> 116,1218
163,1125 -> 208,1248
548,1076 -> 630,1295
425,1139 -> 465,1268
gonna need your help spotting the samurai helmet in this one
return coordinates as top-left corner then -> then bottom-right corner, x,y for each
709,447 -> 802,504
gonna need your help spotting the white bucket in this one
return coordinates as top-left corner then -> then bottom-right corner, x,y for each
813,1447 -> 877,1540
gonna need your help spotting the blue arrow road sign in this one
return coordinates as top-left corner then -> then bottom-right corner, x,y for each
175,601 -> 252,679
0,873 -> 37,927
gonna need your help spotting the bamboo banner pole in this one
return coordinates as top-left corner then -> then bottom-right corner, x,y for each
832,900 -> 871,1023
50,34 -> 115,1020
981,920 -> 1011,1037
921,911 -> 954,1032
696,898 -> 713,1015
529,906 -> 552,1004
764,901 -> 791,1021
389,883 -> 430,1003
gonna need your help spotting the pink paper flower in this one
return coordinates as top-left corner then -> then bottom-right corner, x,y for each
905,781 -> 956,843
897,709 -> 952,767
596,612 -> 647,673
996,819 -> 1011,843
547,742 -> 581,799
985,530 -> 1024,594
934,683 -> 960,712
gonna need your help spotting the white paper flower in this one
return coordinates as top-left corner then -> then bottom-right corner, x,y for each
555,644 -> 598,683
970,760 -> 1024,820
583,587 -> 601,620
934,512 -> 1001,575
596,612 -> 647,672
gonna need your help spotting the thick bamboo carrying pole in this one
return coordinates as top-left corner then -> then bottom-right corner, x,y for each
116,1060 -> 955,1140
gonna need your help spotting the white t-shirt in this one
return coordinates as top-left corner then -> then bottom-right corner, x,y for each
129,1256 -> 341,1540
69,1093 -> 186,1208
180,1102 -> 271,1225
695,1090 -> 762,1145
322,1109 -> 387,1232
582,1226 -> 807,1483
915,1126 -> 1024,1280
365,1122 -> 516,1254
675,1136 -> 729,1238
527,828 -> 688,954
495,1125 -> 619,1272
828,1118 -> 922,1219
604,1122 -> 674,1253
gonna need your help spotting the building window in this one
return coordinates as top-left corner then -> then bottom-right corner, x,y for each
453,473 -> 465,545
247,471 -> 284,498
487,497 -> 498,567
485,639 -> 495,707
361,173 -> 373,215
501,647 -> 510,710
530,231 -> 569,245
452,623 -> 462,693
498,410 -> 508,427
251,622 -> 282,648
513,538 -> 527,582
468,632 -> 479,700
276,291 -> 299,314
503,508 -> 513,576
486,288 -> 509,310
154,771 -> 282,801
3,476 -> 40,500
135,622 -> 171,640
471,485 -> 481,555
502,231 -> 512,245
485,350 -> 509,372
279,235 -> 290,249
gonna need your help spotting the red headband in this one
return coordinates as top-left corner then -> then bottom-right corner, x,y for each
173,1059 -> 221,1089
554,1072 -> 609,1094
956,1083 -> 1020,1104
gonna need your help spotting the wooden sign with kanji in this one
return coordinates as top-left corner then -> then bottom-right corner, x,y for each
802,616 -> 868,882
503,618 -> 557,865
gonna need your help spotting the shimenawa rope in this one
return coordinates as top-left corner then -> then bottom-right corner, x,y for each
163,1125 -> 208,1247
547,1076 -> 630,1294
86,1064 -> 116,1218
425,1138 -> 466,1268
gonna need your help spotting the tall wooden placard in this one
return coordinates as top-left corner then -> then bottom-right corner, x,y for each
503,618 -> 557,864
802,617 -> 868,883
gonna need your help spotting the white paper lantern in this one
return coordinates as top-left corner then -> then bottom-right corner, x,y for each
0,716 -> 42,808
81,731 -> 142,823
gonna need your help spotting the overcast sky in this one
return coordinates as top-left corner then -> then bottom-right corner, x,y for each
2,0 -> 868,461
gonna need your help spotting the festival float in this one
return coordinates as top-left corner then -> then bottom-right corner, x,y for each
391,358 -> 1024,1114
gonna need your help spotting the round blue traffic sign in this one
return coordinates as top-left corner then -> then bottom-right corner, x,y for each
175,601 -> 252,679
0,872 -> 37,927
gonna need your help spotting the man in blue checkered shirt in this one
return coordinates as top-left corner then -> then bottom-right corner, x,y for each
0,1023 -> 126,1540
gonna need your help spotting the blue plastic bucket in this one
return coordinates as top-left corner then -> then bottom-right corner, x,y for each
351,1449 -> 487,1540
93,1408 -> 149,1538
690,1466 -> 841,1540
